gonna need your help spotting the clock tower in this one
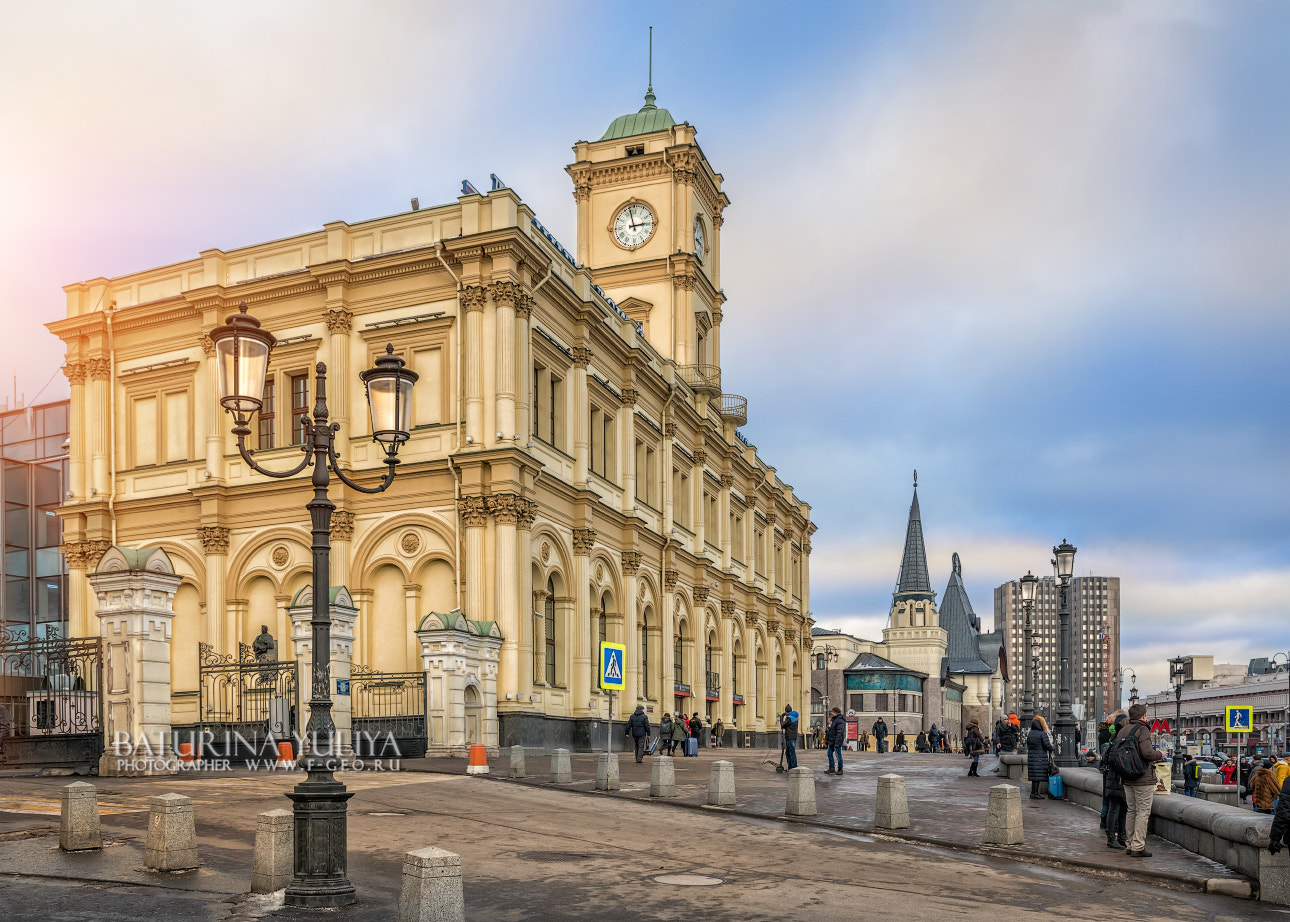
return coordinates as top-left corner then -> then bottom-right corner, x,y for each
567,86 -> 729,369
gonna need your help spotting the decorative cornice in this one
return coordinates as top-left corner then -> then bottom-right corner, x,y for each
663,569 -> 679,591
62,363 -> 87,385
619,386 -> 638,407
572,346 -> 593,369
331,510 -> 356,541
197,526 -> 230,555
459,495 -> 488,528
621,551 -> 642,575
486,493 -> 519,526
461,285 -> 487,312
572,527 -> 597,556
488,280 -> 520,308
324,308 -> 353,334
516,498 -> 539,530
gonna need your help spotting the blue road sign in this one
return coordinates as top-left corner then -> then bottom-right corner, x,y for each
600,642 -> 625,691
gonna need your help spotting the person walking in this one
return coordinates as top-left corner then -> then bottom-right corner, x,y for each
688,713 -> 703,757
1101,713 -> 1129,848
1027,716 -> 1055,800
670,712 -> 688,756
1239,757 -> 1253,802
713,717 -> 725,748
780,704 -> 800,770
915,730 -> 929,753
825,706 -> 846,775
895,731 -> 907,753
1254,759 -> 1282,814
964,719 -> 986,776
859,729 -> 870,752
872,717 -> 889,753
659,713 -> 675,756
1118,703 -> 1165,857
1182,756 -> 1201,797
627,705 -> 651,763
929,724 -> 942,753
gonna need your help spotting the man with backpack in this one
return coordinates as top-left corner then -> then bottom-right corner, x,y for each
1109,703 -> 1165,857
1183,756 -> 1202,796
780,704 -> 800,770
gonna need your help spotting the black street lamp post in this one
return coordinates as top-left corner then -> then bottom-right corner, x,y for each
211,303 -> 418,909
1117,665 -> 1137,709
1019,571 -> 1038,725
1169,656 -> 1188,779
821,645 -> 839,715
1052,540 -> 1079,766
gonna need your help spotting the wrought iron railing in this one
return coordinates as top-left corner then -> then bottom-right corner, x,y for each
350,664 -> 427,758
717,394 -> 747,425
677,364 -> 721,393
197,642 -> 297,746
0,627 -> 103,750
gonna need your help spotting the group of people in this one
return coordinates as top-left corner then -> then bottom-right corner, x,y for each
652,711 -> 723,758
1192,751 -> 1290,813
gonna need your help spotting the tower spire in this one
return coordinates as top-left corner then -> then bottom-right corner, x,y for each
644,26 -> 657,109
894,475 -> 934,601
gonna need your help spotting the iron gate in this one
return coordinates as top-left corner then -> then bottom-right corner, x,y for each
0,626 -> 103,769
350,664 -> 426,758
197,642 -> 298,760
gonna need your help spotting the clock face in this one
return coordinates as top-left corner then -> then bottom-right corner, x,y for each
613,202 -> 655,249
694,217 -> 706,261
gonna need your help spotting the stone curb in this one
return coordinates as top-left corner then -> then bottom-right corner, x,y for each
440,767 -> 1254,900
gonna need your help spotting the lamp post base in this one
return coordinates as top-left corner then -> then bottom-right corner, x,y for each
1053,716 -> 1080,767
284,770 -> 356,908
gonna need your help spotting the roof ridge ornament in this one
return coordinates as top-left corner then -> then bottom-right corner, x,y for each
643,26 -> 657,110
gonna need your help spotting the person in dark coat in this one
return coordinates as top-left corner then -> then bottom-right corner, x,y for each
928,724 -> 941,752
1269,774 -> 1290,855
915,730 -> 929,752
872,717 -> 889,753
964,719 -> 986,776
688,713 -> 703,755
627,705 -> 651,763
1100,713 -> 1128,847
1120,703 -> 1165,857
895,731 -> 907,752
824,707 -> 846,775
780,704 -> 800,770
1027,715 -> 1055,799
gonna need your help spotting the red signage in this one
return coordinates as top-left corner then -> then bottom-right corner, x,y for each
1150,719 -> 1170,734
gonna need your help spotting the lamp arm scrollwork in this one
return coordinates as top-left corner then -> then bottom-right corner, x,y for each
234,418 -> 314,479
326,432 -> 398,494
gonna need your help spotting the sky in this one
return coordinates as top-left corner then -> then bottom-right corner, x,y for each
1,1 -> 1286,700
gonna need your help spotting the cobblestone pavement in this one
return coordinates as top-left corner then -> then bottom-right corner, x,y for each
410,746 -> 1245,887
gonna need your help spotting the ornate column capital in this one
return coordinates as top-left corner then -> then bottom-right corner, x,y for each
86,358 -> 111,381
692,450 -> 706,467
712,307 -> 723,327
692,586 -> 711,604
331,510 -> 356,541
765,512 -> 779,527
486,493 -> 519,525
572,527 -> 597,556
459,495 -> 488,527
619,387 -> 638,407
515,293 -> 535,319
487,280 -> 520,308
719,473 -> 734,489
461,285 -> 487,312
572,182 -> 592,202
720,600 -> 736,619
324,308 -> 353,334
664,421 -> 677,438
663,569 -> 679,591
516,498 -> 539,530
197,526 -> 230,555
712,212 -> 725,229
745,610 -> 761,627
62,363 -> 88,385
621,551 -> 642,575
784,527 -> 795,542
802,539 -> 812,556
572,346 -> 593,369
672,274 -> 697,291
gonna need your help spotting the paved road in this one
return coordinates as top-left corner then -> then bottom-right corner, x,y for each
0,756 -> 1259,922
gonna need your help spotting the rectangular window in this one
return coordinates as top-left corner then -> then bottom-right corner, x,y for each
290,374 -> 309,445
850,693 -> 864,712
550,376 -> 562,448
258,378 -> 277,451
875,693 -> 889,712
732,514 -> 744,561
533,367 -> 542,438
645,447 -> 656,505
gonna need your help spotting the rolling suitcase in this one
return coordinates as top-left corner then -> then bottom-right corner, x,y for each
646,736 -> 658,755
686,737 -> 699,757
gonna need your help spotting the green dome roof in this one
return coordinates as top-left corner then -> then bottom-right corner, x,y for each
600,90 -> 676,141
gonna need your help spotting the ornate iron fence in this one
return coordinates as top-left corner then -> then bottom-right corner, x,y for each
350,664 -> 426,758
196,642 -> 297,759
0,626 -> 103,767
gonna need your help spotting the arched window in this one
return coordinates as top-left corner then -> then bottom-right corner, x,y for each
593,591 -> 608,687
705,631 -> 717,693
544,578 -> 557,686
674,635 -> 684,686
640,607 -> 652,698
732,642 -> 741,696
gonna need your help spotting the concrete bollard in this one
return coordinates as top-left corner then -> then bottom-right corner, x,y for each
650,755 -> 676,797
397,847 -> 464,922
59,781 -> 101,851
251,809 -> 293,893
509,746 -> 526,779
707,760 -> 735,806
551,748 -> 573,784
145,793 -> 198,871
874,773 -> 910,829
785,767 -> 817,816
984,784 -> 1024,846
596,752 -> 620,791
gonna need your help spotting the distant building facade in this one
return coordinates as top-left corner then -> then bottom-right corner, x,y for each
1144,656 -> 1290,758
994,574 -> 1121,721
0,400 -> 70,641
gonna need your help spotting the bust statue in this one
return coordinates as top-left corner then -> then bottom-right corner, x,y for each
252,625 -> 277,662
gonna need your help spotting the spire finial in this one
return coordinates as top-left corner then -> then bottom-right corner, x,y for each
643,26 -> 657,109
913,469 -> 918,489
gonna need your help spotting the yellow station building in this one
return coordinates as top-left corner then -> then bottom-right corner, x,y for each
48,88 -> 815,753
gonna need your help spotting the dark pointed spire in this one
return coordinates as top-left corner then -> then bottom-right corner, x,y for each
894,474 -> 934,601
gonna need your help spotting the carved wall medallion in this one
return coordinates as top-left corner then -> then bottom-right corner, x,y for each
400,531 -> 421,555
541,542 -> 551,563
270,545 -> 290,569
595,563 -> 604,583
638,581 -> 647,601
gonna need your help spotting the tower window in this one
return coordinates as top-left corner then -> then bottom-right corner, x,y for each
626,144 -> 645,157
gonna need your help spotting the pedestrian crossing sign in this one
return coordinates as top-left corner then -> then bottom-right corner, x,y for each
1225,705 -> 1252,733
599,642 -> 625,691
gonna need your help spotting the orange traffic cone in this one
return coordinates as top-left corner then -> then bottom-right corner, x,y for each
277,741 -> 295,768
177,742 -> 198,762
466,743 -> 489,775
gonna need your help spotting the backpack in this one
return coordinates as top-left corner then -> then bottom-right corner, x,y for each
1106,726 -> 1147,780
1188,761 -> 1202,781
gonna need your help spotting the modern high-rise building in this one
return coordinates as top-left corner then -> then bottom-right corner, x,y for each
0,400 -> 70,641
994,575 -> 1121,723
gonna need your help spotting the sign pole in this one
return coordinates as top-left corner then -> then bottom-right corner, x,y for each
608,690 -> 613,753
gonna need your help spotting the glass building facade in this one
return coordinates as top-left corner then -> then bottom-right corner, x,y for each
1,401 -> 69,640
